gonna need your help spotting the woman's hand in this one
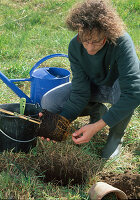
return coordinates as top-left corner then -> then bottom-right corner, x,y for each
39,112 -> 56,143
72,119 -> 106,144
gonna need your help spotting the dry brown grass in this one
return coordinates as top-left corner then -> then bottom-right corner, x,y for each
0,138 -> 104,187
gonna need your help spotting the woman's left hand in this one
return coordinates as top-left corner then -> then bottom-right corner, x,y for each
72,119 -> 106,144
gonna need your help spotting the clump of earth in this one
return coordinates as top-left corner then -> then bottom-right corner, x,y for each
100,171 -> 140,199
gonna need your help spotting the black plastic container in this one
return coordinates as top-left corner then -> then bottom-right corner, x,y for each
0,103 -> 41,153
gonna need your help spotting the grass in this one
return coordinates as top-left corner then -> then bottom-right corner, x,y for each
0,0 -> 140,199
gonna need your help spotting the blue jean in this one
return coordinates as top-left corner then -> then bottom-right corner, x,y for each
41,80 -> 121,113
41,80 -> 133,159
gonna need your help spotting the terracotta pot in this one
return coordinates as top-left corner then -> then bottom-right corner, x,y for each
89,182 -> 128,200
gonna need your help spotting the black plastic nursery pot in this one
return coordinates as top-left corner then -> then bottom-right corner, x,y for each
0,103 -> 41,153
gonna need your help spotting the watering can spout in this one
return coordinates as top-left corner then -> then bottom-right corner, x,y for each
0,71 -> 32,103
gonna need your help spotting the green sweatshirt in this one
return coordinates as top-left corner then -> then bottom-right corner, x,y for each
60,33 -> 140,127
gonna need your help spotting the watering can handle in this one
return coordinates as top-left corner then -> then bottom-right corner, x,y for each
29,53 -> 68,76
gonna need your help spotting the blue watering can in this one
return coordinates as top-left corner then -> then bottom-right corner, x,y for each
0,53 -> 70,104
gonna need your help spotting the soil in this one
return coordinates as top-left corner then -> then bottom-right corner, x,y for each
1,140 -> 139,199
100,171 -> 140,199
102,193 -> 118,200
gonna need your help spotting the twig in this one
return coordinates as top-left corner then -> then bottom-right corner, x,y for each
0,108 -> 41,125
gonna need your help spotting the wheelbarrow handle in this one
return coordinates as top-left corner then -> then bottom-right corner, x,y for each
29,53 -> 68,76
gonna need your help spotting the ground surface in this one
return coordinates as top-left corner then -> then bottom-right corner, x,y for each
100,171 -> 140,199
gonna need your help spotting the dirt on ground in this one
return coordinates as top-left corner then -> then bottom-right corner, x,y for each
0,138 -> 139,199
100,171 -> 140,199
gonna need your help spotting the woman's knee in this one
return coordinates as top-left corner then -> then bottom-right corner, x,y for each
41,91 -> 58,112
41,82 -> 71,113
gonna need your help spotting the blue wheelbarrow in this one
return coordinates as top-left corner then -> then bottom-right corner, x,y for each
0,53 -> 70,104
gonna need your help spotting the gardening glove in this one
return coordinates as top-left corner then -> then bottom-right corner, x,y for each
36,109 -> 71,141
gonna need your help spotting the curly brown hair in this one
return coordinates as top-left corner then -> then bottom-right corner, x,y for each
66,0 -> 126,44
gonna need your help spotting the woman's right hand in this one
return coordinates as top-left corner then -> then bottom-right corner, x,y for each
39,112 -> 56,143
